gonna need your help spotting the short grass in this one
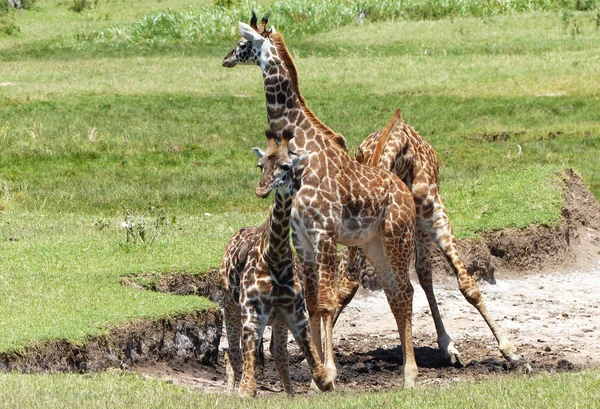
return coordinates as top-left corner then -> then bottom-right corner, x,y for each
1,369 -> 599,408
0,0 -> 599,362
0,210 -> 264,352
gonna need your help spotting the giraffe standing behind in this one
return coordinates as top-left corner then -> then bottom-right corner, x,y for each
346,109 -> 530,369
219,129 -> 333,397
223,16 -> 419,388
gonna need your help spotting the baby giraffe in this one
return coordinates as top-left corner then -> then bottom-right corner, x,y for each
219,128 -> 333,397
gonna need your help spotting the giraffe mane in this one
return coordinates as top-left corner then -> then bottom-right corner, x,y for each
270,32 -> 348,152
368,108 -> 402,167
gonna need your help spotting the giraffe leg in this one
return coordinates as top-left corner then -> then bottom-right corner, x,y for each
283,293 -> 334,392
314,238 -> 341,383
239,308 -> 268,398
333,273 -> 360,326
292,230 -> 324,371
427,194 -> 530,370
332,247 -> 362,326
223,297 -> 242,393
270,319 -> 294,395
414,228 -> 462,367
363,235 -> 418,389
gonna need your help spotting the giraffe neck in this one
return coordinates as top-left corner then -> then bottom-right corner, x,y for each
259,33 -> 348,154
263,187 -> 293,283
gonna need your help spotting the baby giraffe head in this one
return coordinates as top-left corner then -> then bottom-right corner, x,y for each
222,11 -> 274,68
253,128 -> 299,198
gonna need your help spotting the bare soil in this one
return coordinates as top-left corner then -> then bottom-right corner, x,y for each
3,170 -> 600,396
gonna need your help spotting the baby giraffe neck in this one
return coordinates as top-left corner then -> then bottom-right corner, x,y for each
264,187 -> 293,281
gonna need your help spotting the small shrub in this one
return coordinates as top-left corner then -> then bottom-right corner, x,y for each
0,11 -> 20,36
214,0 -> 237,8
70,0 -> 97,13
20,0 -> 38,10
121,205 -> 175,245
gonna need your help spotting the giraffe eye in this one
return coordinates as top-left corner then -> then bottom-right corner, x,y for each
280,164 -> 291,172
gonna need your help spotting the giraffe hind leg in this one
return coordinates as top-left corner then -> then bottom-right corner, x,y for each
428,194 -> 531,371
363,233 -> 418,388
414,228 -> 462,367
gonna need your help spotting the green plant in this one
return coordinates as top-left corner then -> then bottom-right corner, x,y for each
214,0 -> 237,8
20,0 -> 38,10
70,0 -> 97,13
0,11 -> 19,36
121,204 -> 172,244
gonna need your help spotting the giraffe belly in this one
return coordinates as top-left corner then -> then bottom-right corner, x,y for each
338,222 -> 379,247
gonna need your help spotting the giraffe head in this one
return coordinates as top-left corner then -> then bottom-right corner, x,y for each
222,12 -> 274,68
253,128 -> 302,198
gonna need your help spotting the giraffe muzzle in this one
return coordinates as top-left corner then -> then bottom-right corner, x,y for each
222,56 -> 237,68
256,185 -> 272,198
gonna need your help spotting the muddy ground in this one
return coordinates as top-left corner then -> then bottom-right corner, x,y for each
132,257 -> 600,395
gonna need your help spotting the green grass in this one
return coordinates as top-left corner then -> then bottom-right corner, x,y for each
0,0 -> 599,360
1,370 -> 599,408
0,210 -> 264,352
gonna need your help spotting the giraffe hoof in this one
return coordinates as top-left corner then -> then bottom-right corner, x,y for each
310,378 -> 335,393
448,352 -> 464,369
510,357 -> 533,374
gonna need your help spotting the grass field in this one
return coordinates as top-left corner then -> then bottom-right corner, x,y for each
1,369 -> 599,408
1,0 -> 599,405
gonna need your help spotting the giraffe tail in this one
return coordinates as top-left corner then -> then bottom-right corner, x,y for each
367,108 -> 402,167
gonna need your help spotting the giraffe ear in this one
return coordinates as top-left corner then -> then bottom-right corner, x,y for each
355,147 -> 365,163
252,147 -> 264,159
239,22 -> 264,43
291,153 -> 306,168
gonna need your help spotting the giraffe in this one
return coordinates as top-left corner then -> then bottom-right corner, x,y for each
342,109 -> 530,369
219,129 -> 334,397
223,16 -> 419,388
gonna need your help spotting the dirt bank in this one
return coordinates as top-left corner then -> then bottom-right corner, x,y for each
1,310 -> 222,373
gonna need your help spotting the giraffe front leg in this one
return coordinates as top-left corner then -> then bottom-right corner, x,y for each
292,228 -> 325,384
284,294 -> 334,392
223,297 -> 242,393
271,319 -> 294,395
239,308 -> 268,398
315,238 -> 341,383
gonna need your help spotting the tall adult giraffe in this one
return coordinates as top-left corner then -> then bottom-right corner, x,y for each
223,16 -> 419,388
349,109 -> 530,369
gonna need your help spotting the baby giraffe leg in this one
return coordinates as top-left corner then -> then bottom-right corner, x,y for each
239,310 -> 268,398
284,295 -> 334,392
271,319 -> 294,395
